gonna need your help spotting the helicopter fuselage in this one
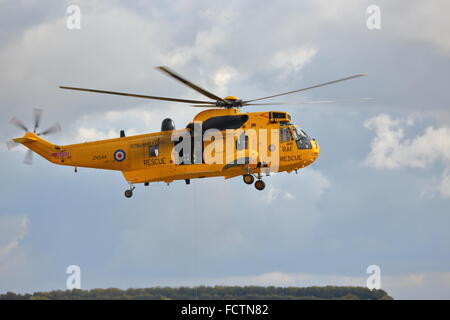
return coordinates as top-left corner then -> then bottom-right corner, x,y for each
14,108 -> 320,185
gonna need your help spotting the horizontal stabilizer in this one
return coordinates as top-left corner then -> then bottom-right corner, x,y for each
13,136 -> 38,144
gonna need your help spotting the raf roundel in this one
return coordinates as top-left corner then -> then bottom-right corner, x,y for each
114,149 -> 126,162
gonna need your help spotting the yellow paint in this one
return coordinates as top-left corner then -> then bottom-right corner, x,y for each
224,96 -> 239,100
13,109 -> 320,185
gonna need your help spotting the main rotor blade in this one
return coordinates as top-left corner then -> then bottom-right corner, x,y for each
156,66 -> 226,103
59,86 -> 215,105
33,108 -> 43,133
190,104 -> 221,108
24,149 -> 33,165
190,98 -> 373,108
242,103 -> 288,106
243,98 -> 374,106
244,74 -> 368,103
10,117 -> 29,132
39,123 -> 61,136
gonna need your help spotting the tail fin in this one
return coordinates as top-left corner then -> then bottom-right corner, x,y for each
13,132 -> 59,163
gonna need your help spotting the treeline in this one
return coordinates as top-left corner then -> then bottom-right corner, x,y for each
0,286 -> 392,300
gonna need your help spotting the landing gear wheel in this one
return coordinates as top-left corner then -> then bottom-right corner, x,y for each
254,180 -> 266,191
124,189 -> 133,198
243,174 -> 254,185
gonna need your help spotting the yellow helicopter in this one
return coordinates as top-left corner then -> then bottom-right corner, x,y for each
8,67 -> 367,198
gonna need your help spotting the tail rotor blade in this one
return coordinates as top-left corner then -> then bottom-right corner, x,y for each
24,149 -> 33,165
10,117 -> 29,132
33,108 -> 43,133
39,123 -> 61,136
6,140 -> 19,150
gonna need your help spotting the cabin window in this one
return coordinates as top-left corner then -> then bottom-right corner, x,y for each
236,133 -> 248,150
202,115 -> 249,131
149,145 -> 159,157
280,128 -> 292,142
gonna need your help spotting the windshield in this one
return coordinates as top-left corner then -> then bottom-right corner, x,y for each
292,125 -> 312,150
292,125 -> 308,140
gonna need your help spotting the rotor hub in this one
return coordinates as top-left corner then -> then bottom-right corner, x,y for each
217,96 -> 243,108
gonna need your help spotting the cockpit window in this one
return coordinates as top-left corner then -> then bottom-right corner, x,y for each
293,126 -> 308,139
293,125 -> 312,149
280,128 -> 292,142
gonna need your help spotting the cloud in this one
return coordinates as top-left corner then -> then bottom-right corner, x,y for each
163,6 -> 238,70
198,271 -> 364,287
364,114 -> 450,169
272,46 -> 318,72
364,113 -> 410,169
364,113 -> 450,197
2,0 -> 450,297
0,3 -> 174,119
76,127 -> 120,142
311,0 -> 450,55
213,66 -> 238,96
264,185 -> 281,205
0,226 -> 29,292
283,191 -> 295,200
148,270 -> 450,299
438,168 -> 450,198
384,272 -> 450,299
271,46 -> 318,80
65,105 -> 198,143
383,0 -> 450,55
263,169 -> 329,204
109,167 -> 331,274
0,215 -> 29,263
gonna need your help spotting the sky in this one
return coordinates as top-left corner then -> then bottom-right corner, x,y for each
0,0 -> 450,299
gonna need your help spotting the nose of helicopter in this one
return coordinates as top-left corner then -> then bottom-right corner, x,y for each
311,139 -> 320,162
